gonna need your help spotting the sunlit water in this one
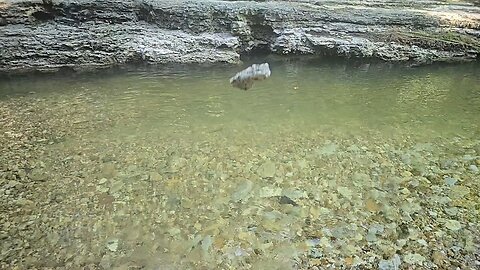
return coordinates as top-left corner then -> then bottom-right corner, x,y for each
1,57 -> 479,269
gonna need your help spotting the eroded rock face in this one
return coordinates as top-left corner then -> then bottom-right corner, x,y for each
0,0 -> 479,74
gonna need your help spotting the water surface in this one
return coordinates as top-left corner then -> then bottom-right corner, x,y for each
1,58 -> 479,269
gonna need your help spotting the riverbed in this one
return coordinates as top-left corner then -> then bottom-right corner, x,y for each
1,57 -> 479,269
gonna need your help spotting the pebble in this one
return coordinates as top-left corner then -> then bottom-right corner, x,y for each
259,186 -> 282,198
378,254 -> 401,270
107,239 -> 119,252
404,253 -> 426,265
445,219 -> 462,231
468,164 -> 478,173
30,169 -> 47,182
232,180 -> 253,202
444,177 -> 457,186
258,160 -> 276,178
279,195 -> 297,206
98,178 -> 108,185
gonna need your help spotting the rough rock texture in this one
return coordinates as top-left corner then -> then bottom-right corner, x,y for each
0,0 -> 479,74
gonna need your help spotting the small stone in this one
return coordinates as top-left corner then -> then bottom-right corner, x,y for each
404,253 -> 425,265
279,195 -> 297,206
101,163 -> 117,178
100,255 -> 112,269
6,180 -> 21,188
316,143 -> 337,156
337,187 -> 352,200
468,165 -> 478,173
365,198 -> 380,212
47,232 -> 60,245
444,177 -> 457,186
258,161 -> 276,178
445,219 -> 462,231
96,186 -> 109,193
417,239 -> 428,246
232,180 -> 253,202
378,254 -> 401,270
99,178 -> 108,185
445,207 -> 459,216
449,186 -> 470,199
150,171 -> 162,181
107,239 -> 119,252
30,169 -> 47,182
366,233 -> 377,242
432,251 -> 446,266
259,186 -> 282,198
110,180 -> 124,193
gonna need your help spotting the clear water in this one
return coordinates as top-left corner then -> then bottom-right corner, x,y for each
1,57 -> 479,269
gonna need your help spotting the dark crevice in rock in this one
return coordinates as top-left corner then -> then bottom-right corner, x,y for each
31,10 -> 55,21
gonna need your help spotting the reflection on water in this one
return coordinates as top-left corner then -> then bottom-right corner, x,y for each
0,58 -> 479,269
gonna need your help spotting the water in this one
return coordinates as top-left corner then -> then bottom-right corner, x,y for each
1,57 -> 479,269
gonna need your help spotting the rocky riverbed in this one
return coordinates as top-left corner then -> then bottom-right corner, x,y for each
1,0 -> 480,74
1,64 -> 479,269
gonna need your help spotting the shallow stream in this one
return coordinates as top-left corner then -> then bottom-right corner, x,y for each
1,57 -> 479,269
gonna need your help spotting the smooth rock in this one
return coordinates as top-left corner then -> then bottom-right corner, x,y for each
229,63 -> 271,90
403,253 -> 425,265
445,219 -> 462,231
378,254 -> 401,270
107,239 -> 119,252
232,180 -> 253,202
259,186 -> 282,198
444,177 -> 457,186
258,161 -> 276,178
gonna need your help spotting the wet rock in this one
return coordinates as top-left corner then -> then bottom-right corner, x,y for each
150,171 -> 162,181
445,219 -> 462,231
1,0 -> 479,74
258,161 -> 276,178
101,163 -> 117,178
444,207 -> 459,217
229,63 -> 271,90
316,143 -> 337,156
468,164 -> 479,173
106,239 -> 119,252
259,186 -> 282,198
278,195 -> 297,206
449,185 -> 470,200
366,224 -> 384,242
96,186 -> 109,193
444,177 -> 458,187
30,169 -> 48,182
378,254 -> 401,270
232,180 -> 253,202
98,178 -> 108,185
403,253 -> 425,265
337,187 -> 353,200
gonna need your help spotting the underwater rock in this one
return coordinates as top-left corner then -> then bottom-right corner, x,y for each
259,186 -> 282,198
378,254 -> 401,270
229,63 -> 271,90
278,195 -> 298,206
403,253 -> 425,265
445,219 -> 462,231
258,160 -> 276,178
232,180 -> 253,202
107,239 -> 119,252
